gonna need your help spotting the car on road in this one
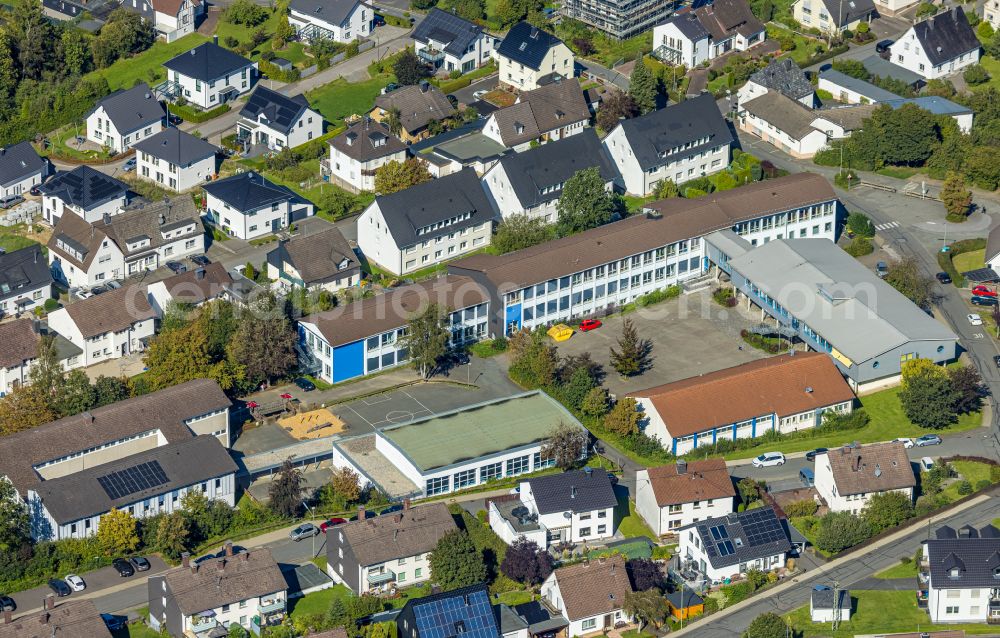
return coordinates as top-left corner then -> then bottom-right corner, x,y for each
0,596 -> 15,612
580,318 -> 602,331
804,447 -> 828,461
130,556 -> 151,571
65,574 -> 86,592
289,523 -> 320,541
916,434 -> 942,447
101,614 -> 127,631
294,377 -> 316,392
112,558 -> 135,577
972,296 -> 998,306
104,280 -> 121,290
122,158 -> 137,172
972,285 -> 997,297
875,261 -> 888,278
191,255 -> 211,267
0,194 -> 24,209
320,517 -> 347,533
751,452 -> 785,467
799,467 -> 814,487
968,313 -> 984,326
450,351 -> 471,366
936,272 -> 952,284
166,261 -> 186,274
994,355 -> 1000,368
892,437 -> 915,448
48,579 -> 71,597
876,39 -> 894,58
473,89 -> 489,99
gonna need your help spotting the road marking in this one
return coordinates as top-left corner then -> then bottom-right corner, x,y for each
974,333 -> 986,339
362,394 -> 392,406
402,389 -> 432,415
344,404 -> 376,428
875,221 -> 900,231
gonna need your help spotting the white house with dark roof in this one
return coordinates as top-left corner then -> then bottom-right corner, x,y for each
86,83 -> 165,153
0,141 -> 48,198
289,0 -> 371,43
602,92 -> 734,196
412,8 -> 495,74
889,7 -> 980,80
792,0 -> 874,34
202,171 -> 314,240
679,506 -> 791,581
357,168 -> 495,275
481,130 -> 616,223
988,0 -> 1000,32
0,245 -> 52,317
635,459 -> 736,536
237,85 -> 323,152
652,13 -> 712,68
509,469 -> 616,545
481,79 -> 591,151
738,58 -> 816,108
147,261 -> 234,314
327,119 -> 408,192
266,226 -> 360,292
654,0 -> 765,68
163,39 -> 257,109
496,22 -> 574,91
39,165 -> 129,226
134,127 -> 218,192
922,523 -> 1000,623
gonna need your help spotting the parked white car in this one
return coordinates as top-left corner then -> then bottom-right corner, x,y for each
892,437 -> 914,449
752,452 -> 785,468
968,313 -> 984,326
65,574 -> 85,592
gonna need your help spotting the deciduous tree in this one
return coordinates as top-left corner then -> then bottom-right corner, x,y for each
948,365 -> 985,414
653,180 -> 679,199
861,491 -> 914,533
604,397 -> 640,436
940,171 -> 972,218
627,558 -> 665,591
269,459 -> 304,518
96,508 -> 140,556
429,529 -> 487,590
845,212 -> 875,237
899,358 -> 959,429
500,538 -> 553,584
623,589 -> 668,631
404,303 -> 450,378
541,422 -> 588,469
581,386 -> 609,417
884,257 -> 935,308
53,369 -> 96,418
609,318 -> 652,377
557,167 -> 620,236
493,214 -> 556,254
0,384 -> 56,435
224,0 -> 269,25
393,49 -> 430,86
330,466 -> 362,505
815,511 -> 871,553
742,612 -> 788,638
373,159 -> 432,195
93,375 -> 132,407
0,477 -> 29,551
227,295 -> 297,387
155,512 -> 190,561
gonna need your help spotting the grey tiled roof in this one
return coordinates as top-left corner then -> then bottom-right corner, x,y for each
0,141 -> 46,188
811,588 -> 850,610
527,468 -> 617,515
267,226 -> 357,286
0,244 -> 52,303
616,92 -> 733,170
816,0 -> 874,26
335,502 -> 458,566
660,12 -> 710,41
202,171 -> 303,212
289,0 -> 366,27
911,7 -> 980,67
413,8 -> 484,57
133,127 -> 217,167
374,84 -> 457,135
329,119 -> 407,162
91,82 -> 165,134
748,58 -> 814,100
164,42 -> 254,82
926,532 -> 1000,588
240,86 -> 313,135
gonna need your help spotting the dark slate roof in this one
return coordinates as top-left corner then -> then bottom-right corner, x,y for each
164,42 -> 254,82
912,7 -> 980,67
239,86 -> 313,135
91,82 -> 165,133
811,588 -> 850,610
39,165 -> 128,211
511,601 -> 568,635
681,506 -> 791,570
496,130 -> 616,209
289,0 -> 366,27
202,171 -> 304,212
494,604 -> 528,635
0,141 -> 46,188
372,168 -> 494,248
329,119 -> 407,162
616,92 -> 733,171
397,584 -> 499,638
926,532 -> 1000,588
817,0 -> 874,26
413,8 -> 484,57
496,22 -> 567,71
133,127 -> 217,167
526,468 -> 617,515
32,435 -> 238,524
748,58 -> 814,100
0,245 -> 51,303
266,226 -> 358,286
661,12 -> 710,40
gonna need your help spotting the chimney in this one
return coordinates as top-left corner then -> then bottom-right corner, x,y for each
44,595 -> 54,611
241,550 -> 249,561
403,498 -> 411,511
225,542 -> 233,557
181,552 -> 191,568
196,268 -> 206,280
40,612 -> 49,625
103,212 -> 111,226
83,411 -> 93,423
3,609 -> 10,624
358,505 -> 366,520
855,455 -> 863,472
216,557 -> 226,572
190,562 -> 198,575
213,35 -> 218,45
677,459 -> 687,475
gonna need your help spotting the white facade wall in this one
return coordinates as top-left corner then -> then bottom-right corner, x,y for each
206,192 -> 291,240
602,124 -> 731,196
170,64 -> 257,110
481,113 -> 587,151
793,0 -> 870,33
329,145 -> 407,192
138,151 -> 215,192
155,0 -> 199,41
738,80 -> 815,108
487,500 -> 549,547
988,0 -> 1000,31
739,111 -> 830,159
679,527 -> 786,581
43,193 -> 125,226
242,108 -> 323,151
416,33 -> 494,74
817,76 -> 880,105
86,107 -> 163,153
926,580 -> 992,623
889,28 -> 980,79
289,3 -> 369,43
0,282 -> 50,317
813,453 -> 914,514
1,169 -> 45,198
540,574 -> 630,636
518,480 -> 615,544
499,43 -> 574,91
49,236 -> 123,290
46,309 -> 155,369
634,471 -> 734,537
810,605 -> 852,622
480,156 -> 608,223
652,22 -> 709,67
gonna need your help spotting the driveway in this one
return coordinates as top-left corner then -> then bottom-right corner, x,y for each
451,74 -> 499,105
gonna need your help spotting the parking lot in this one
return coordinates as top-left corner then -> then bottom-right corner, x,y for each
551,288 -> 773,396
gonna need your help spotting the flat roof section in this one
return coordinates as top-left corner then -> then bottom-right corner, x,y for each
432,132 -> 508,163
380,392 -> 584,472
337,435 -> 421,498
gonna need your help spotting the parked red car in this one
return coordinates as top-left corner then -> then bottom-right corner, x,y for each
972,285 -> 998,297
579,319 -> 602,332
319,518 -> 348,533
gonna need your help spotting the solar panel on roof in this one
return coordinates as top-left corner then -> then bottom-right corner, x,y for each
412,590 -> 499,638
97,460 -> 169,500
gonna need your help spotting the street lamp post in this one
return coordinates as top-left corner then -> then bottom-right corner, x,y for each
304,502 -> 318,558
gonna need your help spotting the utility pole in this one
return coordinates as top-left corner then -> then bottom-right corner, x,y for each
832,580 -> 841,630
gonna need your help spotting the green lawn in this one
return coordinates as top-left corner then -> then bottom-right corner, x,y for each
616,493 -> 657,540
48,125 -> 115,162
768,25 -> 829,65
940,460 -> 995,501
495,590 -> 535,606
214,6 -> 318,69
874,559 -> 918,579
0,231 -> 42,254
307,76 -> 394,127
288,584 -> 353,619
952,248 -> 986,274
90,33 -> 209,91
973,55 -> 1000,93
786,590 -> 999,636
876,166 -> 922,180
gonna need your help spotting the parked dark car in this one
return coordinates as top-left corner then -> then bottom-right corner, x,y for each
971,295 -> 998,306
994,355 -> 1000,368
166,261 -> 187,274
29,185 -> 42,196
191,255 -> 211,267
0,596 -> 16,612
48,579 -> 71,597
805,447 -> 828,461
876,39 -> 894,58
101,614 -> 127,631
130,556 -> 151,571
112,558 -> 135,577
373,13 -> 386,26
935,272 -> 952,284
294,377 -> 316,392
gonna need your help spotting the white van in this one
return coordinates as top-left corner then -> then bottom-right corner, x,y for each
920,457 -> 934,471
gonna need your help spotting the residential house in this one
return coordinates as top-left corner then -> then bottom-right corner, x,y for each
289,0 -> 371,43
163,40 -> 257,109
691,0 -> 766,60
237,86 -> 324,151
793,0 -> 875,34
0,245 -> 52,316
327,119 -> 408,192
370,82 -> 458,143
126,0 -> 204,41
86,83 -> 165,153
481,79 -> 591,151
0,319 -> 83,396
987,224 -> 1000,274
0,378 -> 233,539
814,442 -> 916,514
889,7 -> 980,80
562,0 -> 672,40
396,585 -> 500,638
496,22 -> 574,92
481,130 -> 616,223
297,275 -> 489,383
325,502 -> 457,593
507,601 -> 568,638
817,68 -> 903,104
602,92 -> 734,196
46,284 -> 156,368
652,13 -> 712,68
635,459 -> 736,536
450,172 -> 840,337
678,506 -> 792,581
627,353 -> 855,455
40,165 -> 129,226
922,523 -> 1000,623
987,0 -> 1000,32
704,233 -> 959,391
0,599 -> 112,638
738,58 -> 817,108
47,196 -> 205,289
266,226 -> 360,292
491,469 -> 617,547
134,127 -> 218,192
541,555 -> 634,636
0,141 -> 48,198
356,168 -> 494,275
202,171 -> 315,240
811,587 -> 852,622
410,122 -> 510,177
146,261 -> 235,315
884,97 -> 973,133
148,546 -> 286,636
412,8 -> 495,74
739,92 -> 863,158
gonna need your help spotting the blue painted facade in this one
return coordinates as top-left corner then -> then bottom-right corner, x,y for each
332,341 -> 364,383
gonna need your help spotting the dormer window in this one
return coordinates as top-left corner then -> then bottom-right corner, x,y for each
994,566 -> 1000,579
951,568 -> 962,578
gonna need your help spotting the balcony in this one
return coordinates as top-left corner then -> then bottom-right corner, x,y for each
259,599 -> 286,614
189,614 -> 221,635
418,48 -> 445,63
367,569 -> 396,585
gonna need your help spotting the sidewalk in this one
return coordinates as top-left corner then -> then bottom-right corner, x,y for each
250,368 -> 425,407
